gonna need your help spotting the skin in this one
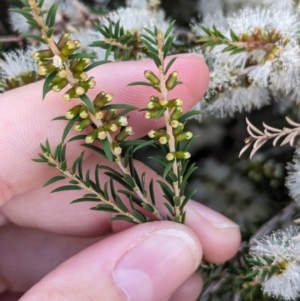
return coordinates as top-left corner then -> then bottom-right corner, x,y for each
0,54 -> 241,301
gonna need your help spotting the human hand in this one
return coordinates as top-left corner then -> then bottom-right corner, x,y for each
0,54 -> 241,301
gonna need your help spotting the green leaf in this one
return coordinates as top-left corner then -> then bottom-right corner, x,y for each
85,169 -> 91,187
118,190 -> 142,205
71,197 -> 99,203
97,165 -> 123,179
84,60 -> 111,72
164,202 -> 175,216
110,215 -> 136,223
43,175 -> 66,187
10,8 -> 33,20
37,0 -> 45,8
101,104 -> 137,111
123,174 -> 136,190
42,71 -> 57,99
104,173 -> 133,191
26,19 -> 40,30
132,210 -> 147,222
133,140 -> 156,152
21,33 -> 46,44
72,152 -> 84,175
157,180 -> 174,204
149,179 -> 156,205
32,154 -> 48,163
69,53 -> 97,60
105,44 -> 112,60
140,34 -> 156,45
53,116 -> 67,121
102,138 -> 114,162
141,38 -> 158,55
45,2 -> 58,28
163,161 -> 174,179
164,20 -> 175,39
128,81 -> 154,87
147,51 -> 161,68
51,185 -> 82,193
91,204 -> 119,213
79,94 -> 96,114
178,110 -> 202,122
68,134 -> 86,142
163,35 -> 175,58
180,163 -> 197,189
180,189 -> 197,209
115,195 -> 129,213
165,57 -> 177,74
62,116 -> 80,142
143,28 -> 156,37
47,27 -> 54,38
82,144 -> 105,157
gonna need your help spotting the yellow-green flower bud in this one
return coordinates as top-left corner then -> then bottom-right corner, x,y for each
108,116 -> 128,127
74,118 -> 92,131
93,92 -> 113,108
173,122 -> 184,135
73,72 -> 88,81
79,106 -> 89,119
95,110 -> 104,120
60,40 -> 81,57
103,109 -> 117,122
66,105 -> 81,120
166,71 -> 178,90
159,134 -> 170,145
147,100 -> 163,110
33,49 -> 53,60
115,126 -> 133,142
21,71 -> 35,84
159,98 -> 168,106
170,120 -> 180,128
57,33 -> 70,50
73,58 -> 91,73
75,86 -> 86,96
167,98 -> 183,108
144,70 -> 160,85
85,128 -> 99,144
148,129 -> 166,139
63,87 -> 78,101
52,78 -> 68,92
166,151 -> 191,161
103,123 -> 118,132
112,142 -> 122,155
166,152 -> 175,161
97,128 -> 107,140
175,131 -> 193,142
144,110 -> 161,119
57,69 -> 67,78
170,107 -> 183,120
38,62 -> 56,76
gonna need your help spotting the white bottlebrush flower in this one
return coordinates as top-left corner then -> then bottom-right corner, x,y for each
0,47 -> 39,90
126,0 -> 161,10
101,7 -> 170,36
286,146 -> 300,202
250,226 -> 300,300
70,29 -> 108,61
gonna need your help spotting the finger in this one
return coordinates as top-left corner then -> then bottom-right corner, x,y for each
18,222 -> 202,301
0,224 -> 99,293
0,54 -> 209,206
168,273 -> 203,301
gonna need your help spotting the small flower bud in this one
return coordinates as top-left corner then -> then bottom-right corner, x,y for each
60,40 -> 81,57
148,129 -> 166,139
56,33 -> 70,50
175,131 -> 193,142
170,107 -> 183,120
166,152 -> 175,161
85,128 -> 99,144
166,71 -> 178,90
66,105 -> 81,119
111,116 -> 128,127
170,120 -> 180,128
75,86 -> 85,96
112,142 -> 122,155
103,123 -> 118,132
159,98 -> 168,106
79,106 -> 89,119
144,110 -> 162,119
115,126 -> 134,142
167,98 -> 183,108
103,109 -> 116,122
74,118 -> 92,131
172,122 -> 184,135
93,92 -> 113,108
97,128 -> 107,140
52,55 -> 63,69
147,100 -> 163,110
63,87 -> 78,101
175,151 -> 191,159
159,134 -> 170,144
33,49 -> 53,60
38,62 -> 56,76
52,78 -> 68,92
57,69 -> 67,78
73,58 -> 91,73
144,70 -> 160,85
73,72 -> 88,81
95,110 -> 104,120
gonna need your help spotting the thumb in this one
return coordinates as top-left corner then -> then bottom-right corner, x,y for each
19,221 -> 202,301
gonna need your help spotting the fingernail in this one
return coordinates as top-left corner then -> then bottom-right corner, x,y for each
114,228 -> 201,301
188,202 -> 239,229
